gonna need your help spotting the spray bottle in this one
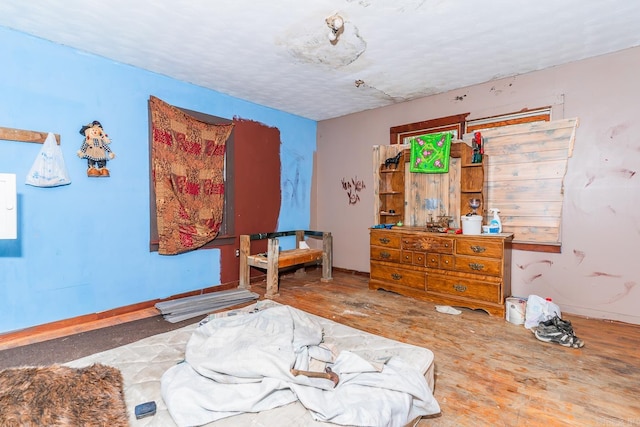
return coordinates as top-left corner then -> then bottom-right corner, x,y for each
488,208 -> 502,233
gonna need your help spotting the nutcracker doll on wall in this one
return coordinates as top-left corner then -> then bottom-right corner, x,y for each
77,120 -> 115,177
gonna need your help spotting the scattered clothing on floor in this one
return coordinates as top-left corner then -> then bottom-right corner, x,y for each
435,305 -> 462,315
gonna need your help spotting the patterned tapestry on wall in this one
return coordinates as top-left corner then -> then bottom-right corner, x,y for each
149,96 -> 234,255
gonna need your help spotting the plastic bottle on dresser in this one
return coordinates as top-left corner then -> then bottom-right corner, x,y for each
488,208 -> 502,233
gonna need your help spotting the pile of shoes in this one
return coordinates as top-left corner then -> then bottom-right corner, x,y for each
534,315 -> 585,349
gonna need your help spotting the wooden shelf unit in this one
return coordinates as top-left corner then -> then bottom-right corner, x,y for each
458,142 -> 487,218
378,152 -> 405,224
373,141 -> 487,229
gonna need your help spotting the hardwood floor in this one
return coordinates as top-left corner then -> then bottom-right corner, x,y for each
2,269 -> 639,426
270,270 -> 640,426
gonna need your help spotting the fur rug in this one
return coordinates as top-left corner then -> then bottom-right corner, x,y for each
0,363 -> 129,426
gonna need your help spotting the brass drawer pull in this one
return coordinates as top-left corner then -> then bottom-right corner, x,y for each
470,245 -> 486,253
380,251 -> 390,259
469,262 -> 484,271
391,273 -> 402,280
453,284 -> 467,292
379,237 -> 390,244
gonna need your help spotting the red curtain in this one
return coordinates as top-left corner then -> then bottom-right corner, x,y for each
150,96 -> 234,255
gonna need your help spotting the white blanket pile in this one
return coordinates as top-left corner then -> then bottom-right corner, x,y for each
161,304 -> 440,427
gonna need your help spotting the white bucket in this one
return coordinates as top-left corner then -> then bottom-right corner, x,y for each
505,297 -> 527,325
460,215 -> 482,235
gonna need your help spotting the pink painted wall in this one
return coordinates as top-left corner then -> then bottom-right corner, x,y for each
313,46 -> 640,325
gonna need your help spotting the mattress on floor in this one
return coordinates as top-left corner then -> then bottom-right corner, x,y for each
67,301 -> 437,426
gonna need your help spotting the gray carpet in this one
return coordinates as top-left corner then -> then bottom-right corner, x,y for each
0,315 -> 196,369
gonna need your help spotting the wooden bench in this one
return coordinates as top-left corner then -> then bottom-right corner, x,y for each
239,230 -> 332,298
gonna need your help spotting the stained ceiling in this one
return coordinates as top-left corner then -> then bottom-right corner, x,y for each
1,0 -> 639,121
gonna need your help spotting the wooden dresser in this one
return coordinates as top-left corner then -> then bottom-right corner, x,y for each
370,227 -> 513,316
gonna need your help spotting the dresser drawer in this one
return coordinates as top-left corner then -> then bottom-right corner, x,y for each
456,238 -> 503,258
401,251 -> 426,266
441,254 -> 454,270
426,253 -> 440,268
370,263 -> 425,290
426,253 -> 456,270
413,251 -> 426,266
370,246 -> 401,263
401,236 -> 454,254
427,274 -> 501,303
454,255 -> 503,276
370,230 -> 401,248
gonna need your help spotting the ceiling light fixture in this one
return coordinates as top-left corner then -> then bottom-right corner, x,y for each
326,13 -> 344,45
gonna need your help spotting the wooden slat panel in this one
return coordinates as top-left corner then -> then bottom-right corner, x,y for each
405,166 -> 424,226
486,202 -> 563,217
466,112 -> 550,133
487,179 -> 565,202
487,148 -> 572,165
477,118 -> 577,139
405,157 -> 461,227
488,159 -> 570,181
504,224 -> 560,242
506,225 -> 560,243
472,118 -> 578,244
406,167 -> 447,225
497,215 -> 560,227
485,131 -> 575,155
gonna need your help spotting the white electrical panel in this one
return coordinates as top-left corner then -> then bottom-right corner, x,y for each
0,173 -> 17,239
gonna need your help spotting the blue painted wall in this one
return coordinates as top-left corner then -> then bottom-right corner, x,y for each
0,27 -> 316,333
